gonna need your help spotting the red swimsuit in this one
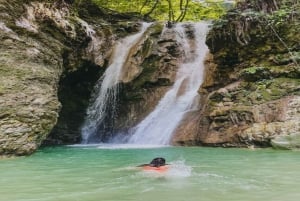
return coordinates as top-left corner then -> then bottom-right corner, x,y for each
142,165 -> 169,172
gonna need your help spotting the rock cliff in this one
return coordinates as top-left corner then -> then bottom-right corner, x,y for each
1,0 -> 299,156
173,0 -> 300,148
0,0 -> 118,154
0,0 -> 181,155
0,0 -> 70,155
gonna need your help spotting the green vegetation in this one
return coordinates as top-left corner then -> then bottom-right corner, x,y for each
210,0 -> 300,45
240,66 -> 272,81
92,0 -> 232,21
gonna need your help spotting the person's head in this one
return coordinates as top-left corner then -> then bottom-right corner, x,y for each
150,157 -> 166,167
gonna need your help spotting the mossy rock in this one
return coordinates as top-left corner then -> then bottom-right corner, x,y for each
237,78 -> 299,104
240,66 -> 272,81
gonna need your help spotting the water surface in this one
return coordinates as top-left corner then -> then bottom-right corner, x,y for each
1,146 -> 300,201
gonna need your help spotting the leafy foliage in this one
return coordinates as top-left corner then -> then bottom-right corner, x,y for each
91,0 -> 231,21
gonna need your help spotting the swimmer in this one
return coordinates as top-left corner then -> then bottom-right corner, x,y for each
138,157 -> 169,172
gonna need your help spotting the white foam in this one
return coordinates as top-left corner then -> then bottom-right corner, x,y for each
66,144 -> 101,148
67,143 -> 168,149
166,160 -> 192,178
97,143 -> 169,150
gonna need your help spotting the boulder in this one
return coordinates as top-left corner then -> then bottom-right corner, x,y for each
271,133 -> 300,150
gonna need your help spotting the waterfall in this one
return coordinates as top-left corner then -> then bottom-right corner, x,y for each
127,22 -> 210,145
81,22 -> 151,144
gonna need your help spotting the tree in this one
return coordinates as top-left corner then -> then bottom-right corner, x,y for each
142,0 -> 160,18
176,0 -> 190,22
92,0 -> 229,21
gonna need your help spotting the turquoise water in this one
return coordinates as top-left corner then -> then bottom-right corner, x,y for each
1,145 -> 300,201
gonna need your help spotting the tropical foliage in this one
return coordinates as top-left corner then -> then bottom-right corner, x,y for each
92,0 -> 234,21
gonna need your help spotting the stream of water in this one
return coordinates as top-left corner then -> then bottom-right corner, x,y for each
127,22 -> 209,145
1,146 -> 300,201
81,23 -> 152,143
81,22 -> 210,145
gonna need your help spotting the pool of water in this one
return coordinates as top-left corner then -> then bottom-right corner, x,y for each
1,145 -> 300,201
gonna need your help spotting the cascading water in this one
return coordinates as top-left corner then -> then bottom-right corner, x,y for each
127,22 -> 210,145
81,23 -> 151,144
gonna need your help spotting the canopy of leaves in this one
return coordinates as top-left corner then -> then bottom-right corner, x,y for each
92,0 -> 234,21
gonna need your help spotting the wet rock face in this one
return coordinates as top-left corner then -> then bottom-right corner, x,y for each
0,0 -> 115,155
0,0 -> 64,155
173,0 -> 300,148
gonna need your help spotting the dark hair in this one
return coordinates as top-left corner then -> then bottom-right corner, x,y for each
150,157 -> 166,167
